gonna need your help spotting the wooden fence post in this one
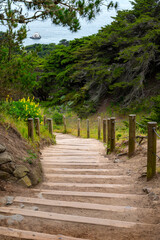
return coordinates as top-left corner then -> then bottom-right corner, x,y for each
28,118 -> 34,141
103,119 -> 107,143
63,115 -> 67,133
87,119 -> 90,138
77,118 -> 80,137
129,114 -> 136,158
47,118 -> 53,136
98,117 -> 101,140
110,117 -> 116,152
107,118 -> 111,152
44,115 -> 46,126
147,122 -> 157,181
35,117 -> 40,136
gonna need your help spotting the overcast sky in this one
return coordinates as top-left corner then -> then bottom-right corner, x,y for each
0,0 -> 133,45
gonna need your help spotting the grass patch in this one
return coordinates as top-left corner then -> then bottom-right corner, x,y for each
0,112 -> 56,148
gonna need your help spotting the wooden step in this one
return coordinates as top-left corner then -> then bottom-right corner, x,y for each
45,174 -> 130,179
14,196 -> 138,212
43,154 -> 101,157
42,163 -> 111,166
43,151 -> 100,154
0,207 -> 147,228
42,160 -> 101,163
42,158 -> 101,160
42,161 -> 100,164
42,153 -> 100,156
0,226 -> 89,240
47,147 -> 99,151
43,182 -> 131,188
43,168 -> 122,173
34,190 -> 143,199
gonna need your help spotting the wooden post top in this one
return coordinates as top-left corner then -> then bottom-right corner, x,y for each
110,117 -> 115,120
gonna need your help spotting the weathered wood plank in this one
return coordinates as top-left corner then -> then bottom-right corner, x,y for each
43,182 -> 131,188
45,174 -> 130,179
34,190 -> 142,199
43,168 -> 121,173
42,163 -> 111,166
0,226 -> 89,240
14,196 -> 137,212
0,207 -> 142,228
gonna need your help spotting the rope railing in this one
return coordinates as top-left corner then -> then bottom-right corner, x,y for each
118,136 -> 129,140
27,116 -> 54,141
62,115 -> 159,181
152,127 -> 160,160
153,127 -> 160,138
136,121 -> 147,128
155,153 -> 160,161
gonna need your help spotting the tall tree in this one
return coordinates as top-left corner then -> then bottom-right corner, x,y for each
0,0 -> 27,61
0,0 -> 118,32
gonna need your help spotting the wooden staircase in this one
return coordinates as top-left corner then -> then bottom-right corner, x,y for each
0,133 -> 159,240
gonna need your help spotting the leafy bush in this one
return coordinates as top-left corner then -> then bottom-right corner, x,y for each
136,95 -> 160,132
150,95 -> 160,123
52,110 -> 63,125
7,97 -> 43,122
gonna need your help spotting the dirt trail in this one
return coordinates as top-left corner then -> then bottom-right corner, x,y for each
0,133 -> 159,240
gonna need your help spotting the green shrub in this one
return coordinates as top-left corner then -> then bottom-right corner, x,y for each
141,95 -> 160,128
6,97 -> 43,122
52,110 -> 63,125
151,95 -> 160,123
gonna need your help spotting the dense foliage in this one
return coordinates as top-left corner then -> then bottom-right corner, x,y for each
1,0 -> 160,119
0,0 -> 117,31
3,96 -> 43,122
35,0 -> 160,117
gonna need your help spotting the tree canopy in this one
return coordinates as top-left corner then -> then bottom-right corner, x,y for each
0,0 -> 118,31
35,0 -> 160,117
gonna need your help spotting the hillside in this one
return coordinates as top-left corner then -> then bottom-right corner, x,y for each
0,122 -> 43,190
22,0 -> 159,118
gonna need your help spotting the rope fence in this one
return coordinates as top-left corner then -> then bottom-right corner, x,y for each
27,117 -> 53,141
62,114 -> 160,181
136,121 -> 147,128
153,127 -> 160,138
27,114 -> 160,182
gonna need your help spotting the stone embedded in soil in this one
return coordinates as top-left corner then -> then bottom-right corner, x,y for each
13,165 -> 29,178
18,175 -> 32,187
7,214 -> 24,225
20,204 -> 25,209
114,159 -> 120,163
5,196 -> 14,205
0,214 -> 24,223
0,162 -> 15,174
0,152 -> 12,165
148,192 -> 159,201
143,187 -> 152,194
126,170 -> 132,176
0,170 -> 11,180
0,144 -> 6,153
33,206 -> 39,211
153,195 -> 159,201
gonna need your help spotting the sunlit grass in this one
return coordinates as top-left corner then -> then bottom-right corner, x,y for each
0,112 -> 55,146
53,111 -> 147,148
